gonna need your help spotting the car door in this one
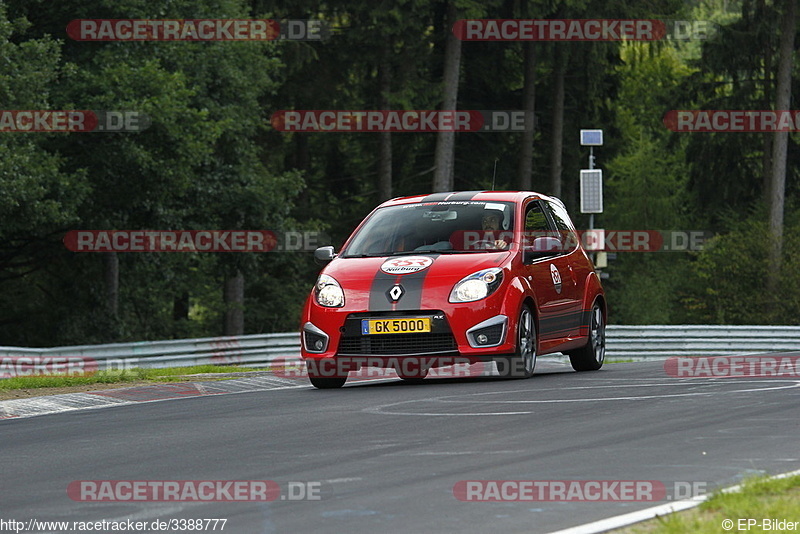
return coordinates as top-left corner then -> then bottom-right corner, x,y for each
541,199 -> 584,339
520,199 -> 581,342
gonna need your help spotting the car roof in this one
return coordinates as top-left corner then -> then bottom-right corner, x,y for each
378,191 -> 554,208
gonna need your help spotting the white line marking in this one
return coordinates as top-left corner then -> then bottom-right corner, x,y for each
436,381 -> 800,403
364,398 -> 532,416
0,382 -> 309,421
365,380 -> 800,416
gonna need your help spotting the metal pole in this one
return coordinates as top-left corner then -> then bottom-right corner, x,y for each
588,147 -> 595,259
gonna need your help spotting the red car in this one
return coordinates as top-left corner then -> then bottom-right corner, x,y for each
300,191 -> 606,388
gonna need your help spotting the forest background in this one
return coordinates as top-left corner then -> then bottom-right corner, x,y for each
1,0 -> 797,346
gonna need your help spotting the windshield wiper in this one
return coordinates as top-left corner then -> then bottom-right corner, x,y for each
433,249 -> 488,254
340,253 -> 388,258
342,249 -> 506,258
341,251 -> 440,258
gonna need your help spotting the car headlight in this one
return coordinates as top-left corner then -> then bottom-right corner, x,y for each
315,274 -> 345,307
449,268 -> 503,303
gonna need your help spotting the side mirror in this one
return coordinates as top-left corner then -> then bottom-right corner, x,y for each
523,236 -> 562,263
314,246 -> 335,262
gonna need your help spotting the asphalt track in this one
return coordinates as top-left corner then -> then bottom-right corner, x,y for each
3,359 -> 800,534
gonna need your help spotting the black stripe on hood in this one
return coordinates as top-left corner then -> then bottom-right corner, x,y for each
368,255 -> 438,312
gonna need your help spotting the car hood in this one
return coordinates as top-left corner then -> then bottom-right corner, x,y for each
320,252 -> 512,312
325,252 -> 510,280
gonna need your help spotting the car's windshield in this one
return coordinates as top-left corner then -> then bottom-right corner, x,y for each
341,201 -> 515,257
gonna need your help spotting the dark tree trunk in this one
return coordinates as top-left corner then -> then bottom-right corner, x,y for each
432,0 -> 462,192
517,41 -> 536,190
767,0 -> 795,301
378,47 -> 393,200
761,0 -> 773,201
549,46 -> 566,197
223,270 -> 245,335
173,292 -> 190,321
104,252 -> 118,317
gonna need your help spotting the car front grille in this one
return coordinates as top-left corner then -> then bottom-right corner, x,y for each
337,333 -> 457,356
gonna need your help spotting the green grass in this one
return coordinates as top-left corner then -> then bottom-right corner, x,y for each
0,365 -> 262,391
622,474 -> 800,533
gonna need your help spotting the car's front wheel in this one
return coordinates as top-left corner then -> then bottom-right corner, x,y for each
308,375 -> 347,389
497,304 -> 536,378
398,372 -> 428,384
397,359 -> 429,383
307,361 -> 347,389
567,301 -> 605,371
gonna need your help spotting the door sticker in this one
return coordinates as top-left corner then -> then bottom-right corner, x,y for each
550,264 -> 562,294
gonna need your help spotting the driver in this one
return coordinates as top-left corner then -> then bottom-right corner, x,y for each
480,211 -> 509,250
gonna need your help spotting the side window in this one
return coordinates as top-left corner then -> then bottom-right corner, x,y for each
522,201 -> 561,260
545,200 -> 579,253
524,203 -> 549,232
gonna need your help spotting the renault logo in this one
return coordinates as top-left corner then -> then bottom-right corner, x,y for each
387,284 -> 405,303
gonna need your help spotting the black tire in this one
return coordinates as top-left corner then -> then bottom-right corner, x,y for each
568,301 -> 605,372
398,375 -> 427,384
397,360 -> 429,383
308,375 -> 347,389
497,304 -> 536,378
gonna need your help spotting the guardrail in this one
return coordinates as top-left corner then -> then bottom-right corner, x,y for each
0,334 -> 301,374
604,325 -> 800,360
1,325 -> 799,376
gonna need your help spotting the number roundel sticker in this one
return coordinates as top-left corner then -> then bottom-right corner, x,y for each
380,256 -> 434,275
550,263 -> 562,294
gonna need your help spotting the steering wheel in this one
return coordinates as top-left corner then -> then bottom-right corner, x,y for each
473,239 -> 502,250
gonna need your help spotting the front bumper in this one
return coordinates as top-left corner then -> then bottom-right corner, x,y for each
301,309 -> 514,362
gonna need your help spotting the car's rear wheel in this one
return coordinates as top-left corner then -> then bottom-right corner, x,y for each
497,304 -> 536,378
567,301 -> 605,371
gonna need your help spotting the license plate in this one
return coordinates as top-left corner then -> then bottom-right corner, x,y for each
361,317 -> 431,335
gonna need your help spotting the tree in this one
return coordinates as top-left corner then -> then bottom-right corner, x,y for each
432,0 -> 463,192
548,43 -> 567,197
0,6 -> 89,344
516,39 -> 537,190
6,0 -> 303,342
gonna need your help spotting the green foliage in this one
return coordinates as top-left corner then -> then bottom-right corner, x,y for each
628,474 -> 800,533
0,0 -> 796,346
682,207 -> 800,324
0,364 -> 261,391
